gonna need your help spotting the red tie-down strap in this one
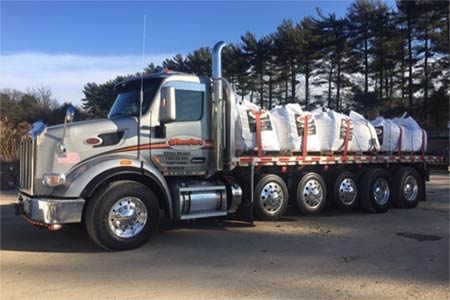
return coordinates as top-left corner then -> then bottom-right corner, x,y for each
301,115 -> 309,159
343,119 -> 352,159
397,127 -> 403,158
420,129 -> 425,160
254,110 -> 263,158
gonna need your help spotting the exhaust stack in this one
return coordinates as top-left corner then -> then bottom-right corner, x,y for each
211,41 -> 226,172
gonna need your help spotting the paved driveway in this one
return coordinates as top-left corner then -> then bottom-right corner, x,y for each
1,171 -> 448,299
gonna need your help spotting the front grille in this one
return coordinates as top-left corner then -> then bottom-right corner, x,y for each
19,135 -> 35,192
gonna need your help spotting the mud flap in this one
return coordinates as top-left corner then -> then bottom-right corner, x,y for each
236,192 -> 254,224
234,165 -> 255,224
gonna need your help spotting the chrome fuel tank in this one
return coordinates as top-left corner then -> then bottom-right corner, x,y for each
170,179 -> 227,220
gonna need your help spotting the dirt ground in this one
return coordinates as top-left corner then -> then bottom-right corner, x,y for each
1,171 -> 449,300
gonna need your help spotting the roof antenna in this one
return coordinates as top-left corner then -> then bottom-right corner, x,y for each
137,14 -> 147,160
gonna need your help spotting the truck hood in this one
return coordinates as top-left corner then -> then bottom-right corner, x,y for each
32,117 -> 139,195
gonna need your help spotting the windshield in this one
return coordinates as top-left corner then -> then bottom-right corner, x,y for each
108,78 -> 162,119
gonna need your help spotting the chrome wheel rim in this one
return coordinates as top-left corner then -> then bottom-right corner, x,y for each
302,179 -> 324,208
403,175 -> 418,202
338,178 -> 357,205
373,178 -> 390,206
108,197 -> 147,239
260,182 -> 285,215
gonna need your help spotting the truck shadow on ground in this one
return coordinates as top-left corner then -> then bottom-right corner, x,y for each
1,199 -> 446,253
0,201 -> 344,253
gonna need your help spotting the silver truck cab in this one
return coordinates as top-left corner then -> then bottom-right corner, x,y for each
17,42 -> 243,250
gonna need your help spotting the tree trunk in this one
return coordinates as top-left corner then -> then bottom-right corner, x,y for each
291,63 -> 296,103
285,76 -> 289,105
384,67 -> 389,106
305,61 -> 310,110
424,26 -> 429,120
407,14 -> 413,107
259,62 -> 264,107
379,37 -> 384,101
401,38 -> 406,101
269,70 -> 273,109
327,63 -> 333,108
389,72 -> 394,111
336,55 -> 341,112
364,35 -> 369,94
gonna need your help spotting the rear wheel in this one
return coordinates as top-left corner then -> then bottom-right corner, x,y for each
332,171 -> 359,209
296,172 -> 327,215
254,174 -> 289,221
359,168 -> 392,213
85,180 -> 160,251
392,167 -> 423,208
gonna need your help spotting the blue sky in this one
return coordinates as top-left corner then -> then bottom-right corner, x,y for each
1,1 -> 396,104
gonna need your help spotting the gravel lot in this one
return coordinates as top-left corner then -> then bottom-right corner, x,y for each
1,171 -> 449,300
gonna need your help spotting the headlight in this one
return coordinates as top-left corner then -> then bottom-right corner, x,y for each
42,173 -> 66,187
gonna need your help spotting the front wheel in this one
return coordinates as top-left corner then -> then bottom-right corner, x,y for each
85,180 -> 160,251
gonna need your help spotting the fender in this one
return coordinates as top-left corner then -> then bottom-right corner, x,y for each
52,154 -> 173,220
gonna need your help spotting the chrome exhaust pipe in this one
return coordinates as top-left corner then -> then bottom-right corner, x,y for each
212,41 -> 226,172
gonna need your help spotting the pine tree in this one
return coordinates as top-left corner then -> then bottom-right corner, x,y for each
297,17 -> 322,110
347,0 -> 376,94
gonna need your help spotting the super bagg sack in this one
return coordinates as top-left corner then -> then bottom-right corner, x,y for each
392,116 -> 427,152
311,108 -> 378,152
348,111 -> 380,152
311,108 -> 351,152
235,100 -> 280,152
270,104 -> 320,152
370,116 -> 401,152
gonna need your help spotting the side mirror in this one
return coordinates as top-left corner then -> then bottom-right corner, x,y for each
65,105 -> 75,123
159,87 -> 176,123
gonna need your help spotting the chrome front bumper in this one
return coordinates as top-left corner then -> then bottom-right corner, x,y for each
17,193 -> 85,224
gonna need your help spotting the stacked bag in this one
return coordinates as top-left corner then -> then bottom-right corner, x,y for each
370,115 -> 427,152
234,100 -> 426,154
270,104 -> 320,151
235,100 -> 280,151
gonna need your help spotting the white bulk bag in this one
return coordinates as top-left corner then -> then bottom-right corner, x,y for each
392,116 -> 427,152
348,111 -> 380,152
370,116 -> 401,152
311,107 -> 335,151
311,108 -> 378,153
312,108 -> 353,152
270,104 -> 320,152
235,100 -> 280,152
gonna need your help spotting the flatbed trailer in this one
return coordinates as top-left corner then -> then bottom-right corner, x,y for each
16,41 -> 445,250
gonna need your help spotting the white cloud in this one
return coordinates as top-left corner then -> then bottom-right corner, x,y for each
0,52 -> 173,106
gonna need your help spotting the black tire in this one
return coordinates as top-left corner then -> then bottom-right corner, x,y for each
254,174 -> 289,221
296,172 -> 327,215
332,171 -> 359,209
85,180 -> 160,251
359,168 -> 392,213
392,167 -> 423,209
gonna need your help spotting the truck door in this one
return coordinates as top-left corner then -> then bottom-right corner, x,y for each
154,81 -> 210,176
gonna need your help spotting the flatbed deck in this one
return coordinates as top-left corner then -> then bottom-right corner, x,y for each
232,154 -> 445,167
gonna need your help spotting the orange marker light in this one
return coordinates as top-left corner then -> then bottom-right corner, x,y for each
120,159 -> 132,166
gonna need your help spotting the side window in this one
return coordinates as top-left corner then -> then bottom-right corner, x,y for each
175,90 -> 203,121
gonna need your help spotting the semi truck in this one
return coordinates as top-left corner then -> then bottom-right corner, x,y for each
16,42 -> 443,250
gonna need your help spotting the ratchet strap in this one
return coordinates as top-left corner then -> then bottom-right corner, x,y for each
302,115 -> 309,159
420,129 -> 425,160
343,119 -> 352,159
254,110 -> 263,158
397,127 -> 403,158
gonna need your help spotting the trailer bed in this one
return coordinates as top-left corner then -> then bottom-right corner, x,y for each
232,153 -> 445,167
